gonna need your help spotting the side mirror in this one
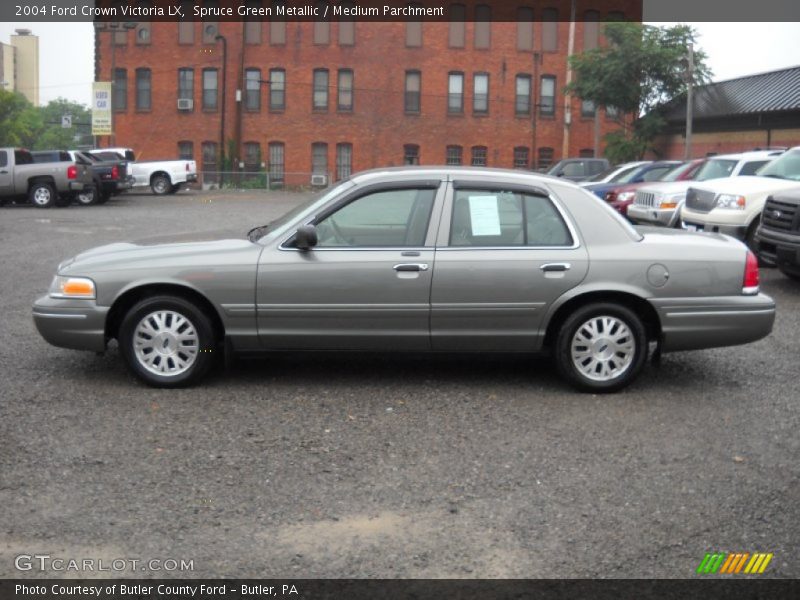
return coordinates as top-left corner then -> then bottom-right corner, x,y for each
295,224 -> 318,250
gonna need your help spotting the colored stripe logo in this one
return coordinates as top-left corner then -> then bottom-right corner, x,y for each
697,552 -> 773,574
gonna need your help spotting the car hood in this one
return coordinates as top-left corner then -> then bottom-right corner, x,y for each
59,230 -> 258,273
690,175 -> 799,196
636,180 -> 694,195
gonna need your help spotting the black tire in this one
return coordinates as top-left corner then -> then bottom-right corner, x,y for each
169,184 -> 181,194
554,302 -> 648,393
75,185 -> 98,206
29,182 -> 56,208
118,295 -> 218,388
151,174 -> 171,195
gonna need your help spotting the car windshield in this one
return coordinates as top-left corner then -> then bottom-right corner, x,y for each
659,162 -> 694,182
693,159 -> 738,181
756,149 -> 800,181
248,180 -> 354,242
585,164 -> 635,183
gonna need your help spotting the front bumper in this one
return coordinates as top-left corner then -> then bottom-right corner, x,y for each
628,204 -> 678,227
756,228 -> 800,275
681,220 -> 747,240
32,295 -> 109,352
649,293 -> 776,353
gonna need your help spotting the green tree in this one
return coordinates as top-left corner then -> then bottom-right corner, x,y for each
566,22 -> 711,162
0,90 -> 42,148
33,98 -> 93,150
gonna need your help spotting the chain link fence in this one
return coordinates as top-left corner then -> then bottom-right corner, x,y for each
194,171 -> 333,192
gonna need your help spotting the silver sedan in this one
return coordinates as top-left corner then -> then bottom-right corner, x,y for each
33,167 -> 775,392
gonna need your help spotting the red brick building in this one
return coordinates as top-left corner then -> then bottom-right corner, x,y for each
95,1 -> 642,185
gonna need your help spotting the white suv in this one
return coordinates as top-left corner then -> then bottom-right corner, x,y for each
629,151 -> 781,228
679,150 -> 798,248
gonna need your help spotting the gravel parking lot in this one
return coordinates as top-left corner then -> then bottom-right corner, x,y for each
1,190 -> 798,578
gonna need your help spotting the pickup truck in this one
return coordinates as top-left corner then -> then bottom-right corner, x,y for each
0,147 -> 92,208
89,147 -> 197,195
755,189 -> 800,281
681,147 -> 799,252
32,150 -> 132,206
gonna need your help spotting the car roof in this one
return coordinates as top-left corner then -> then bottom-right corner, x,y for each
705,150 -> 783,161
349,166 -> 568,187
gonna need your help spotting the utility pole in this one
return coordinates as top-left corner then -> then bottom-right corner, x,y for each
216,34 -> 227,187
684,43 -> 694,160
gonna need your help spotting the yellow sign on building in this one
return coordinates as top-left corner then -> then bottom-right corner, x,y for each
91,82 -> 113,135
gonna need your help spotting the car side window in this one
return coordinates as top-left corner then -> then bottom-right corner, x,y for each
0,151 -> 7,167
450,189 -> 572,247
738,160 -> 767,176
561,162 -> 584,177
315,187 -> 436,247
642,166 -> 671,181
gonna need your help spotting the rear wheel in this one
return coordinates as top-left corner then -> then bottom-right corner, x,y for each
29,182 -> 56,208
75,185 -> 98,206
151,174 -> 171,195
119,295 -> 217,388
555,303 -> 648,393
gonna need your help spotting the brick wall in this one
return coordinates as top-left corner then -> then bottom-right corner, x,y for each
653,128 -> 800,159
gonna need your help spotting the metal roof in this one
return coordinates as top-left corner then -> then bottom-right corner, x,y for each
664,65 -> 800,122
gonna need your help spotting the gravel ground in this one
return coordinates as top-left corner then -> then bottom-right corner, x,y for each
0,190 -> 798,579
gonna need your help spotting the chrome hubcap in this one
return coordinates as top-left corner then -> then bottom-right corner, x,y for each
33,188 -> 51,205
133,310 -> 199,376
154,178 -> 168,193
77,190 -> 94,204
570,315 -> 635,382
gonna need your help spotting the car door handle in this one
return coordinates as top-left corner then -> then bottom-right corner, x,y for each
0,170 -> 7,174
393,263 -> 429,272
540,263 -> 571,272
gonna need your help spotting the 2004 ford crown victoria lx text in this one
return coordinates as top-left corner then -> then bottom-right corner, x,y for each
33,167 -> 775,392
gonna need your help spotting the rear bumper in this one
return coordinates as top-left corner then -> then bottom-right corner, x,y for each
628,204 -> 678,227
67,181 -> 86,192
32,295 -> 108,352
650,294 -> 776,352
185,174 -> 198,183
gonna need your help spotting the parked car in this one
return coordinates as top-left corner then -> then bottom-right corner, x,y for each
630,151 -> 781,228
0,147 -> 92,208
579,161 -> 650,187
546,158 -> 610,182
755,189 -> 800,281
583,161 -> 682,200
681,148 -> 797,251
33,167 -> 775,392
32,150 -> 131,206
89,147 -> 197,195
605,160 -> 693,217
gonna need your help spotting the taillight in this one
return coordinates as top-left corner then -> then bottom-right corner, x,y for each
67,165 -> 77,179
186,162 -> 190,171
111,165 -> 119,179
743,250 -> 759,294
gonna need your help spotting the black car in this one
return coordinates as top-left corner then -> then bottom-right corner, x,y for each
756,190 -> 800,281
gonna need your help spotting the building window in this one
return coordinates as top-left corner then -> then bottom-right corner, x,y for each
269,69 -> 285,110
178,141 -> 193,160
513,147 -> 529,169
202,68 -> 218,110
542,8 -> 558,52
405,70 -> 421,113
471,146 -> 487,167
337,69 -> 353,111
404,144 -> 419,165
606,105 -> 619,120
517,7 -> 533,51
178,2 -> 194,44
202,141 -> 218,184
336,143 -> 353,180
313,2 -> 330,44
473,73 -> 489,114
245,68 -> 261,111
474,4 -> 491,49
540,75 -> 555,116
178,68 -> 193,105
583,10 -> 600,50
579,148 -> 595,158
313,69 -> 329,110
312,142 -> 328,175
581,99 -> 595,118
135,68 -> 151,111
135,4 -> 151,45
244,142 -> 261,172
446,145 -> 462,166
538,147 -> 554,170
449,3 -> 465,48
201,0 -> 219,44
515,75 -> 531,115
406,3 -> 422,47
339,1 -> 355,45
448,72 -> 464,114
245,0 -> 262,44
268,142 -> 285,184
113,68 -> 127,111
270,1 -> 286,44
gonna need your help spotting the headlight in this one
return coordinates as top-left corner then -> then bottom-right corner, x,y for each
659,193 -> 685,210
715,194 -> 746,210
616,191 -> 635,202
49,276 -> 96,299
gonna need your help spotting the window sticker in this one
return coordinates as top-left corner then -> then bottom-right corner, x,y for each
468,195 -> 502,236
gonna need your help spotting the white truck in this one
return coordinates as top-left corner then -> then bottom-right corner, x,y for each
680,148 -> 800,251
89,147 -> 197,195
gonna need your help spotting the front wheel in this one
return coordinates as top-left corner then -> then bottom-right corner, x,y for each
118,295 -> 217,388
29,182 -> 56,208
554,303 -> 648,393
151,174 -> 171,195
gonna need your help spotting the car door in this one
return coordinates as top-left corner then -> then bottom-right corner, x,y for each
0,150 -> 12,194
256,179 -> 445,351
431,179 -> 589,352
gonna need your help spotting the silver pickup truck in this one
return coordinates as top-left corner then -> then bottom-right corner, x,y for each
0,147 -> 93,208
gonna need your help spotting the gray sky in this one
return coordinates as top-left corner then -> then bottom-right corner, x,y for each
0,21 -> 799,107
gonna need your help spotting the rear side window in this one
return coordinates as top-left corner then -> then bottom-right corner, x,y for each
450,189 -> 572,247
738,160 -> 768,176
0,151 -> 7,167
14,150 -> 33,165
